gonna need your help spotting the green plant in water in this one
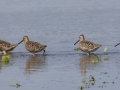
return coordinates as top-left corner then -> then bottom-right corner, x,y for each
95,60 -> 98,63
91,60 -> 95,63
74,48 -> 80,51
98,56 -> 102,60
91,81 -> 95,85
104,55 -> 109,60
104,46 -> 108,55
91,60 -> 98,63
89,75 -> 96,86
82,78 -> 86,84
2,55 -> 10,66
10,83 -> 21,88
80,86 -> 84,90
2,55 -> 10,62
6,55 -> 10,59
90,75 -> 95,81
2,61 -> 9,66
80,75 -> 96,90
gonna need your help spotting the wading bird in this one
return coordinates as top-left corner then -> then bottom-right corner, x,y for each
0,39 -> 23,55
74,34 -> 101,55
23,36 -> 47,56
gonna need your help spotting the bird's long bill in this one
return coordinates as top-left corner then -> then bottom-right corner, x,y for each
17,40 -> 24,45
115,43 -> 120,47
74,40 -> 79,45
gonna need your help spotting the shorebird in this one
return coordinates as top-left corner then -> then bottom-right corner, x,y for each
23,36 -> 47,56
0,39 -> 23,55
74,34 -> 101,55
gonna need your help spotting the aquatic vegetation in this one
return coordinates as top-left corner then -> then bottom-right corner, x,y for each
10,83 -> 21,88
91,59 -> 99,63
80,86 -> 84,90
82,78 -> 86,84
89,75 -> 96,85
6,55 -> 10,59
2,55 -> 10,62
104,47 -> 107,52
95,60 -> 98,63
2,55 -> 10,66
74,47 -> 80,51
91,55 -> 102,63
80,74 -> 116,89
98,85 -> 103,88
2,61 -> 9,66
80,75 -> 96,90
104,46 -> 108,55
104,55 -> 109,60
90,75 -> 95,81
91,60 -> 95,63
98,56 -> 102,60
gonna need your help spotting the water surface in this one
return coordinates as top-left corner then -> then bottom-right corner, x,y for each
0,0 -> 120,90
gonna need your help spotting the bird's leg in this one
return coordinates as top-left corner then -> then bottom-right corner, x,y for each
32,53 -> 35,57
2,51 -> 6,55
87,52 -> 90,56
43,50 -> 45,56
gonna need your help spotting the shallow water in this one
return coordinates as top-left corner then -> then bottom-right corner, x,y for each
0,0 -> 120,90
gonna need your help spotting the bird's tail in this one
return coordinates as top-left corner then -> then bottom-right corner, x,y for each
95,44 -> 102,48
44,45 -> 47,48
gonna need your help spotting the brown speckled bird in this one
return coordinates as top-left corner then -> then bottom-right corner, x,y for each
0,39 -> 23,55
74,34 -> 101,55
23,36 -> 47,56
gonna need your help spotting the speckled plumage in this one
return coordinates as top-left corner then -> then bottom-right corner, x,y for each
74,34 -> 101,55
0,39 -> 23,55
23,36 -> 47,56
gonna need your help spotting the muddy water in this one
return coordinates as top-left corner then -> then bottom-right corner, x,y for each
0,0 -> 120,90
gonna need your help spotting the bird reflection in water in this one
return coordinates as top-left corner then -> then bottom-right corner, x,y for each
80,54 -> 100,75
25,56 -> 46,74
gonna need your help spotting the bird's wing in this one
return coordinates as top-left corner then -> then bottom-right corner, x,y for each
26,41 -> 43,52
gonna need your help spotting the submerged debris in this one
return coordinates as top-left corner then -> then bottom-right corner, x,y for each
103,81 -> 108,84
98,85 -> 103,88
112,82 -> 114,84
101,72 -> 108,74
